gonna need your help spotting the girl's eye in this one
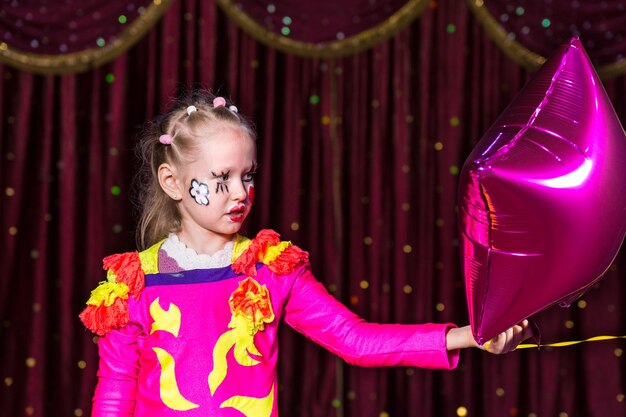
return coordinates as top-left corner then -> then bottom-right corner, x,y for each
243,172 -> 256,182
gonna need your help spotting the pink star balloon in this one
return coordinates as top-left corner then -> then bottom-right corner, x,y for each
459,37 -> 626,344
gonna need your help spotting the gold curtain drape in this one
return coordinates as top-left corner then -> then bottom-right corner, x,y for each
0,0 -> 174,75
215,0 -> 429,58
467,0 -> 626,80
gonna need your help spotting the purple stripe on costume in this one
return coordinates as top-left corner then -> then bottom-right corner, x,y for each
145,263 -> 267,287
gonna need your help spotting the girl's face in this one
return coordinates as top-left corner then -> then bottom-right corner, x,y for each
173,125 -> 257,244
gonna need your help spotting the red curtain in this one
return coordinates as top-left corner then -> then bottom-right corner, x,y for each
1,1 -> 625,417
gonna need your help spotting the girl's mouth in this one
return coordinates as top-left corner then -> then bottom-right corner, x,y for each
227,205 -> 246,222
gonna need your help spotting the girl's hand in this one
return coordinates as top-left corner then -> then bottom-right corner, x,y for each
481,319 -> 534,354
446,320 -> 534,353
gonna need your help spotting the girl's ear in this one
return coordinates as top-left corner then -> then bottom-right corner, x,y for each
158,163 -> 183,201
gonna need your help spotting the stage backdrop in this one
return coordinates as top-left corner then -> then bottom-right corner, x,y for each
1,1 -> 625,417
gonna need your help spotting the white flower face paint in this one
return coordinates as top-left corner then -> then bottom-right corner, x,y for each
189,179 -> 210,205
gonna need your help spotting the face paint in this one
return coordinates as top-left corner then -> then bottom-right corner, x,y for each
189,179 -> 210,205
246,184 -> 255,205
211,170 -> 230,194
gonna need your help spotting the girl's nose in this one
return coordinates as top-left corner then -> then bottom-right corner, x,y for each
230,179 -> 247,201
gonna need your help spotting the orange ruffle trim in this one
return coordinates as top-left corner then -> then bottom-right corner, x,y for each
79,252 -> 145,336
232,229 -> 309,276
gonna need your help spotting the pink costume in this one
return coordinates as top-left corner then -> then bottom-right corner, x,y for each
80,230 -> 459,417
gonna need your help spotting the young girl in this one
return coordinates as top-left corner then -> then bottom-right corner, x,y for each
80,91 -> 532,417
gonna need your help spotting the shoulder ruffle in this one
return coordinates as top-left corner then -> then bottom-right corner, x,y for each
232,229 -> 309,276
79,252 -> 145,336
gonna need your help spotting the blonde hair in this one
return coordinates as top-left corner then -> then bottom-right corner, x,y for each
133,90 -> 256,250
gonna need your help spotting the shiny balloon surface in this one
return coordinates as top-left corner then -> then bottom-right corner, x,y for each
459,38 -> 626,344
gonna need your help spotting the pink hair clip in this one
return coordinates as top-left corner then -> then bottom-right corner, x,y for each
213,97 -> 226,108
159,134 -> 173,145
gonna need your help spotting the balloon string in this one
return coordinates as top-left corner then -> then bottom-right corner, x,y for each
516,335 -> 626,349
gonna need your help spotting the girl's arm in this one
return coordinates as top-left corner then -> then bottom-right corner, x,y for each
282,266 -> 460,370
91,323 -> 142,417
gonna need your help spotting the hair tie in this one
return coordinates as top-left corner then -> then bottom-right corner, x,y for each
186,105 -> 197,115
213,97 -> 226,108
228,105 -> 238,113
159,134 -> 173,145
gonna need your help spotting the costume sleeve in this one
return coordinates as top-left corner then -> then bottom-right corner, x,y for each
91,322 -> 142,417
283,266 -> 459,370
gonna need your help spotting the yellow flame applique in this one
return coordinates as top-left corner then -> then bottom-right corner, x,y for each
220,384 -> 275,417
150,297 -> 181,337
208,277 -> 275,395
152,347 -> 199,411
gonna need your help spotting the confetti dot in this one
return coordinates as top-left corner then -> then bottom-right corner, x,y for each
282,16 -> 292,25
577,300 -> 587,309
30,250 -> 39,259
26,357 -> 36,368
32,303 -> 41,312
118,15 -> 127,24
457,406 -> 468,417
309,95 -> 320,105
250,60 -> 259,69
510,407 -> 519,416
44,213 -> 52,221
371,99 -> 380,108
435,218 -> 444,227
8,227 -> 17,235
78,360 -> 87,369
406,367 -> 415,375
401,164 -> 410,173
559,413 -> 568,417
331,399 -> 341,408
281,27 -> 290,36
105,73 -> 115,83
96,37 -> 106,47
5,187 -> 14,196
401,203 -> 410,211
447,24 -> 456,33
403,285 -> 412,294
436,303 -> 445,311
496,387 -> 505,397
515,6 -> 525,15
350,295 -> 359,305
528,413 -> 538,417
434,142 -> 443,151
4,377 -> 13,386
328,284 -> 337,293
113,224 -> 123,234
450,166 -> 460,175
382,283 -> 390,293
290,222 -> 299,231
617,394 -> 625,402
92,336 -> 99,344
450,116 -> 460,126
364,236 -> 373,245
111,185 -> 121,196
74,409 -> 83,417
380,412 -> 389,417
403,245 -> 412,254
406,115 -> 414,123
347,390 -> 356,400
542,18 -> 551,28
25,406 -> 34,416
321,116 -> 330,125
360,280 -> 369,289
109,147 -> 118,156
564,320 -> 574,329
614,348 -> 623,357
267,4 -> 276,13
